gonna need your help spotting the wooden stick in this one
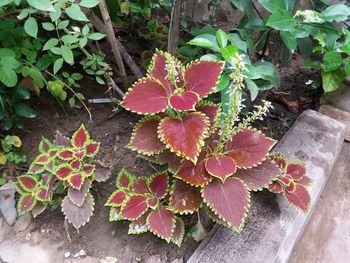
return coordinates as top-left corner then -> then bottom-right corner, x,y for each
98,0 -> 128,87
167,0 -> 181,56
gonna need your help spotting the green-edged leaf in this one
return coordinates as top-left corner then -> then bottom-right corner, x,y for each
18,175 -> 38,191
147,206 -> 175,242
128,213 -> 149,234
171,217 -> 185,247
18,194 -> 36,214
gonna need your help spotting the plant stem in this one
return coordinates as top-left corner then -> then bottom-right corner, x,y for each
167,0 -> 181,56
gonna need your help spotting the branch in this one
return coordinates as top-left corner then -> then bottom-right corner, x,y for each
98,0 -> 128,87
167,0 -> 181,56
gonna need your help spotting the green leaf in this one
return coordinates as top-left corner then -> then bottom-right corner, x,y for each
27,0 -> 55,12
220,45 -> 238,62
17,9 -> 30,20
24,17 -> 38,38
227,33 -> 247,53
69,97 -> 75,107
79,0 -> 99,8
280,31 -> 297,53
200,54 -> 220,61
266,10 -> 296,31
65,4 -> 89,22
14,103 -> 36,118
96,76 -> 105,85
258,0 -> 285,13
254,61 -> 281,86
82,25 -> 90,35
58,20 -> 69,30
323,51 -> 342,72
343,58 -> 350,77
214,75 -> 230,92
43,38 -> 58,51
53,58 -> 64,74
187,34 -> 220,52
60,46 -> 74,65
322,69 -> 343,93
76,93 -> 85,100
245,79 -> 259,101
0,48 -> 15,58
71,73 -> 83,80
216,29 -> 228,48
1,57 -> 20,69
322,4 -> 350,22
79,37 -> 88,48
0,0 -> 14,7
87,33 -> 106,40
0,67 -> 17,87
297,37 -> 313,58
50,4 -> 62,21
42,22 -> 55,31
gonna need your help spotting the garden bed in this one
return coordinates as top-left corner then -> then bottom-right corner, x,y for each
7,56 -> 320,262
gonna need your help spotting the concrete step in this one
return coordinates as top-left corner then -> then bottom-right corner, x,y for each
186,110 -> 346,263
289,142 -> 350,263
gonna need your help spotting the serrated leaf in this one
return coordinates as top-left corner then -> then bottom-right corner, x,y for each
196,101 -> 220,133
105,190 -> 126,207
169,180 -> 202,214
18,194 -> 36,214
205,156 -> 236,182
147,172 -> 168,199
68,180 -> 91,206
147,206 -> 175,242
62,192 -> 94,229
284,184 -> 310,212
18,175 -> 38,191
158,112 -> 210,163
121,195 -> 148,220
128,213 -> 149,234
116,169 -> 135,189
72,124 -> 89,148
203,178 -> 250,231
169,91 -> 199,111
171,217 -> 185,246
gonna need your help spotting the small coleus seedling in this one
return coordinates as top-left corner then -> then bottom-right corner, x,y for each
117,50 -> 312,244
268,153 -> 312,212
16,125 -> 110,229
105,169 -> 185,246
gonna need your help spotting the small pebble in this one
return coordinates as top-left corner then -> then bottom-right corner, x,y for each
64,252 -> 71,258
73,249 -> 86,258
111,230 -> 116,236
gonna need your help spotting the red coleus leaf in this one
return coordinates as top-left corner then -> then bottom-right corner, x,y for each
83,165 -> 95,176
158,112 -> 210,163
39,138 -> 51,153
148,172 -> 169,198
169,91 -> 199,111
123,77 -> 169,114
184,60 -> 224,99
196,101 -> 220,133
270,153 -> 288,170
34,154 -> 50,164
286,162 -> 306,182
171,217 -> 185,247
148,51 -> 184,95
284,184 -> 311,213
72,124 -> 89,148
285,181 -> 296,193
226,129 -> 276,169
18,175 -> 38,191
85,141 -> 100,156
169,180 -> 202,214
54,131 -> 71,147
28,163 -> 45,174
121,195 -> 148,220
298,176 -> 312,187
175,151 -> 212,187
128,116 -> 165,156
156,150 -> 182,173
235,160 -> 280,191
74,150 -> 86,159
268,181 -> 284,193
69,173 -> 84,189
49,149 -> 58,158
202,178 -> 250,232
36,188 -> 50,201
55,164 -> 73,180
116,169 -> 134,189
147,197 -> 158,208
278,174 -> 293,186
105,190 -> 127,207
147,206 -> 175,242
132,178 -> 150,195
71,159 -> 81,170
205,156 -> 236,182
58,149 -> 74,160
18,194 -> 36,214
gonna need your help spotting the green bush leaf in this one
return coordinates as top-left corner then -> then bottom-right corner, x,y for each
87,33 -> 105,40
1,57 -> 20,69
322,4 -> 350,22
58,20 -> 69,29
266,10 -> 295,31
258,0 -> 285,13
280,31 -> 297,53
53,58 -> 64,74
0,67 -> 18,87
0,48 -> 15,58
14,103 -> 36,118
323,51 -> 342,72
343,58 -> 350,76
0,0 -> 14,8
245,79 -> 259,101
187,34 -> 220,52
43,38 -> 58,50
60,46 -> 74,65
214,75 -> 230,92
79,0 -> 99,8
24,17 -> 38,38
42,22 -> 55,31
216,29 -> 228,48
227,33 -> 247,53
65,4 -> 89,22
322,69 -> 343,93
27,0 -> 55,12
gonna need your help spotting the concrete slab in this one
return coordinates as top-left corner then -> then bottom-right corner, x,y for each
321,84 -> 350,113
319,105 -> 350,141
186,110 -> 346,263
289,143 -> 350,263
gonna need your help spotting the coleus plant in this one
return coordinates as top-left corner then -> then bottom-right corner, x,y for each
16,125 -> 110,229
107,50 -> 312,244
